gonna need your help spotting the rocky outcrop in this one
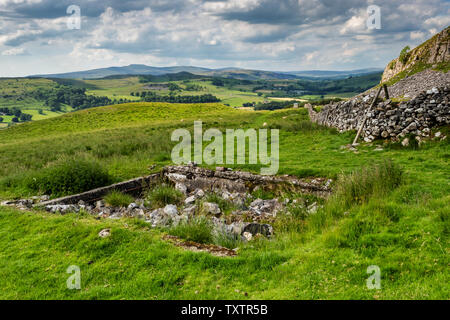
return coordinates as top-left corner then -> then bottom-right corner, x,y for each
382,26 -> 449,83
310,87 -> 449,142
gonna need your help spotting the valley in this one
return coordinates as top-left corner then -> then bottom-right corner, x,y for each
0,70 -> 382,127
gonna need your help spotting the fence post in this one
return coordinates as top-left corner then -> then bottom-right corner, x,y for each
352,86 -> 383,146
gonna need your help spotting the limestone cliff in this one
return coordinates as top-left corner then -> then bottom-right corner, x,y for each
382,26 -> 450,83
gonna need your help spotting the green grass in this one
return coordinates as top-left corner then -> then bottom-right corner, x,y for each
332,160 -> 403,209
104,191 -> 135,208
168,217 -> 213,244
0,101 -> 448,299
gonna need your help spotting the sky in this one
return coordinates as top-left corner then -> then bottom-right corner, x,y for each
0,0 -> 449,77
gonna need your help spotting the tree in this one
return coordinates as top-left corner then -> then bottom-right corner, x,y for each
399,46 -> 411,64
47,97 -> 61,111
212,78 -> 224,87
168,83 -> 181,92
12,117 -> 19,123
12,108 -> 22,117
20,113 -> 32,122
0,117 -> 3,122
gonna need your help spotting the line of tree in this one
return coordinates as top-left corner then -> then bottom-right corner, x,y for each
0,107 -> 22,116
31,86 -> 124,111
141,93 -> 220,103
254,97 -> 344,111
252,73 -> 382,96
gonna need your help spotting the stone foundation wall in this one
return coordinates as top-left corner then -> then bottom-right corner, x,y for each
34,166 -> 332,207
37,173 -> 162,206
163,165 -> 332,197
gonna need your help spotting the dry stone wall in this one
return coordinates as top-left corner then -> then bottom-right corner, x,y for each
308,86 -> 450,142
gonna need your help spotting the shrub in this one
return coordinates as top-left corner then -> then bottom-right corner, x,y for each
205,193 -> 234,213
24,159 -> 112,197
168,217 -> 213,244
104,191 -> 134,208
251,189 -> 275,200
146,184 -> 183,208
399,46 -> 411,64
333,160 -> 403,209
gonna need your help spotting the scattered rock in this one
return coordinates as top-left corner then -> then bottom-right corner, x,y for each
96,200 -> 105,209
203,202 -> 221,215
127,203 -> 138,210
249,199 -> 281,217
175,183 -> 187,195
402,138 -> 410,147
242,232 -> 253,242
164,205 -> 178,216
307,202 -> 318,214
194,189 -> 205,198
98,229 -> 111,238
184,196 -> 196,205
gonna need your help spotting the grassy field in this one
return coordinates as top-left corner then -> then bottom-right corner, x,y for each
0,78 -> 75,125
86,78 -> 267,107
0,101 -> 448,299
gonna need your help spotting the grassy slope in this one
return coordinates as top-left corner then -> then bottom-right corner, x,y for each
0,103 -> 448,299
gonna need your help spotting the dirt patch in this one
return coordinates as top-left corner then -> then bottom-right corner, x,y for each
163,235 -> 237,257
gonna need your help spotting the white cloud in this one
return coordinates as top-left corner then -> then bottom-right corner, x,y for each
410,31 -> 426,40
2,47 -> 27,55
340,12 -> 367,35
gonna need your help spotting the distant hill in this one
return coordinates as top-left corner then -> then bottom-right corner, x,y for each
30,65 -> 212,80
30,64 -> 383,81
284,68 -> 383,79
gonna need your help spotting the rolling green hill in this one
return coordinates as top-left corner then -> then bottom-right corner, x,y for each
0,71 -> 382,128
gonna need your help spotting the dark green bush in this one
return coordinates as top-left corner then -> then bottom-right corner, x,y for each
24,159 -> 112,197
